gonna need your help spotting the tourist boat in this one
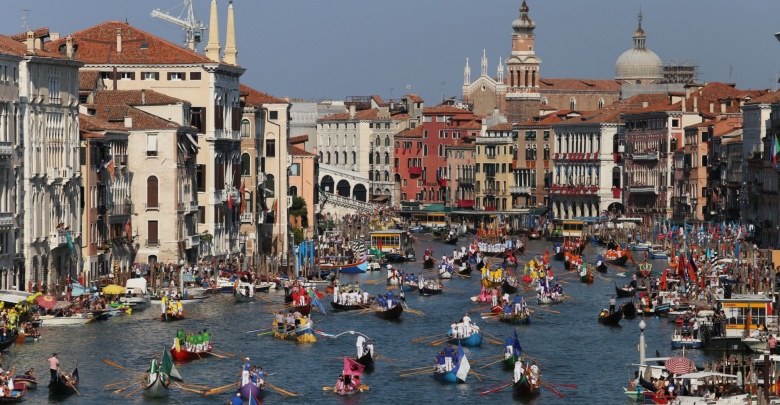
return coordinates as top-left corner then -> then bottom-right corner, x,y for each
422,255 -> 435,269
169,338 -> 213,361
38,314 -> 90,326
597,309 -> 622,326
48,368 -> 78,397
142,371 -> 170,398
371,230 -> 414,264
13,375 -> 36,390
546,219 -> 584,243
614,283 -> 636,298
636,262 -> 652,278
499,310 -> 530,325
604,250 -> 629,266
272,319 -> 317,343
671,327 -> 702,349
444,235 -> 459,245
433,346 -> 469,383
448,330 -> 483,347
537,295 -> 564,305
0,383 -> 26,402
355,351 -> 376,372
237,382 -> 264,402
160,310 -> 185,322
401,280 -> 419,293
320,258 -> 368,274
119,278 -> 151,310
513,374 -> 540,397
621,301 -> 637,319
374,301 -> 404,320
331,301 -> 371,311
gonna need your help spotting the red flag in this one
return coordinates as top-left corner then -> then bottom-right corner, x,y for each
687,262 -> 697,284
378,238 -> 383,252
228,193 -> 234,210
240,180 -> 247,214
125,219 -> 132,242
272,199 -> 278,224
343,357 -> 365,377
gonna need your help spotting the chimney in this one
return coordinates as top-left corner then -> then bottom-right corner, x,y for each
693,96 -> 698,111
141,89 -> 146,105
642,101 -> 649,108
681,99 -> 686,113
709,102 -> 714,114
65,36 -> 74,58
720,102 -> 726,114
50,32 -> 60,41
685,87 -> 692,99
124,116 -> 133,128
205,0 -> 221,62
25,31 -> 34,53
223,0 -> 238,65
116,28 -> 122,53
348,104 -> 356,119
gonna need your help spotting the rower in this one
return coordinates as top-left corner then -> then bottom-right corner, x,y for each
275,311 -> 285,330
202,329 -> 211,349
504,338 -> 514,358
356,335 -> 366,358
240,357 -> 251,386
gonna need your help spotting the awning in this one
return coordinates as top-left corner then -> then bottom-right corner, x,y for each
372,195 -> 390,202
186,133 -> 200,153
0,294 -> 26,304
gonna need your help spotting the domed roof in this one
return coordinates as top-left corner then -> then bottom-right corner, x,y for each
615,48 -> 662,81
512,1 -> 535,31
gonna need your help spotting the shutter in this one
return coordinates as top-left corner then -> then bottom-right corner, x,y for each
180,72 -> 186,81
233,163 -> 241,189
215,163 -> 224,190
129,72 -> 136,80
147,176 -> 159,208
148,221 -> 158,244
155,72 -> 160,80
147,134 -> 157,155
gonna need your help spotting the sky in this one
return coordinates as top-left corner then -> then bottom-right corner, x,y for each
5,0 -> 780,104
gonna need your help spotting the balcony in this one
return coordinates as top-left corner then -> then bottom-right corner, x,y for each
108,204 -> 132,216
456,199 -> 474,208
457,176 -> 474,185
115,154 -> 128,167
240,213 -> 253,223
49,231 -> 69,249
629,185 -> 658,194
0,212 -> 12,228
185,234 -> 200,249
483,188 -> 496,196
188,200 -> 199,212
611,187 -> 621,199
0,142 -> 12,158
632,151 -> 659,161
145,238 -> 160,247
409,167 -> 422,176
510,186 -> 532,195
47,167 -> 60,184
486,154 -> 496,159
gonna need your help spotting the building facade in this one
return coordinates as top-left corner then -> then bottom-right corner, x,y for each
475,124 -> 515,211
444,139 -> 477,209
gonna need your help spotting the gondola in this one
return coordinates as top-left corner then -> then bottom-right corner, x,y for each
355,351 -> 376,372
374,302 -> 404,320
552,250 -> 565,261
444,235 -> 459,245
142,371 -> 170,398
420,284 -> 443,296
614,282 -> 636,298
500,280 -> 519,295
331,301 -> 371,311
384,253 -> 406,263
234,289 -> 256,303
513,374 -> 540,397
606,254 -> 629,267
528,231 -> 541,240
596,262 -> 608,273
422,256 -> 435,269
621,301 -> 637,319
0,330 -> 19,352
606,240 -> 619,250
598,309 -> 623,326
458,264 -> 472,276
48,368 -> 79,397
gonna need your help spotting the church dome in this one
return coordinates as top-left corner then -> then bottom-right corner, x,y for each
615,14 -> 662,82
512,1 -> 535,31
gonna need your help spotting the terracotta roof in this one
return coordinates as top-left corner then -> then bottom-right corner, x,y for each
517,113 -> 564,127
240,84 -> 286,106
423,105 -> 473,115
625,82 -> 765,116
290,145 -> 316,157
395,125 -> 424,139
371,95 -> 387,107
319,108 -> 408,122
44,20 -> 219,65
556,94 -> 668,125
745,90 -> 780,105
79,113 -> 128,132
0,34 -> 68,59
79,70 -> 100,91
487,123 -> 513,131
290,135 -> 308,145
9,27 -> 50,42
94,89 -> 186,106
88,104 -> 180,130
404,94 -> 424,103
458,120 -> 483,130
538,78 -> 621,92
81,131 -> 106,139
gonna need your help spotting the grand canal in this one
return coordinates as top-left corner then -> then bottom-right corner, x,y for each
6,236 -> 725,404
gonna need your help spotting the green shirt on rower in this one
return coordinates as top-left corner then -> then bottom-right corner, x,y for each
196,334 -> 203,344
202,331 -> 210,342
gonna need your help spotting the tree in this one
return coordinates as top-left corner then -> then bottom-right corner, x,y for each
289,196 -> 308,228
291,227 -> 304,245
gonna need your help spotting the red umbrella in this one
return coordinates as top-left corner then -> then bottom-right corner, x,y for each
36,295 -> 58,309
665,357 -> 695,375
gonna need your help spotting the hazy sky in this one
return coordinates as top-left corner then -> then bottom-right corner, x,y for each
5,0 -> 780,104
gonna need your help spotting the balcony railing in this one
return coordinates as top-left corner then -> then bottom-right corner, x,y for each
188,200 -> 199,212
145,239 -> 160,247
457,176 -> 474,184
409,167 -> 422,176
629,185 -> 658,194
456,199 -> 474,208
510,186 -> 532,195
632,151 -> 659,161
0,212 -> 12,228
50,231 -> 70,249
483,188 -> 496,195
115,154 -> 128,167
185,234 -> 200,249
240,213 -> 253,223
108,204 -> 132,216
143,203 -> 161,211
486,154 -> 496,159
0,142 -> 12,158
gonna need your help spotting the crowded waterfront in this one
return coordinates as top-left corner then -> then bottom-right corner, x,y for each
0,217 -> 774,404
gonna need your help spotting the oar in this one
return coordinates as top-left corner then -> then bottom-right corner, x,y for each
478,358 -> 504,369
125,385 -> 143,397
542,381 -> 564,398
412,333 -> 448,343
377,354 -> 403,369
533,306 -> 560,314
114,382 -> 139,393
213,349 -> 237,357
104,378 -> 135,388
469,370 -> 483,382
172,383 -> 204,394
208,352 -> 229,359
245,328 -> 271,334
322,386 -> 336,391
399,369 -> 433,378
203,382 -> 237,396
103,359 -> 143,375
257,331 -> 273,337
266,382 -> 298,397
479,381 -> 512,395
549,382 -> 578,388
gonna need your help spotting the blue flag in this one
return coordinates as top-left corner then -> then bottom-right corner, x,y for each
313,295 -> 327,315
65,231 -> 75,252
513,329 -> 522,355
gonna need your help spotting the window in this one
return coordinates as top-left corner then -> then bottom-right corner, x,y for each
265,139 -> 276,157
240,119 -> 251,137
702,155 -> 708,167
146,176 -> 159,209
146,133 -> 158,157
701,131 -> 709,143
198,206 -> 205,224
119,72 -> 134,80
290,163 -> 300,176
147,221 -> 159,245
196,165 -> 206,192
190,72 -> 201,80
672,119 -> 680,128
168,72 -> 184,80
269,111 -> 278,120
241,153 -> 251,176
265,174 -> 275,198
190,107 -> 205,133
142,72 -> 158,80
289,186 -> 298,196
569,97 -> 576,110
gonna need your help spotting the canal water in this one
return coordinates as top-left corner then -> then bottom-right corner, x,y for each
6,236 -> 723,404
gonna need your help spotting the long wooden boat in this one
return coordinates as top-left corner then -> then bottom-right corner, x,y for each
433,349 -> 467,383
160,311 -> 186,322
374,302 -> 404,320
614,283 -> 637,298
552,249 -> 565,261
513,374 -> 540,397
237,382 -> 264,402
621,301 -> 637,319
596,262 -> 608,273
320,258 -> 368,273
500,280 -> 519,295
331,301 -> 370,311
598,309 -> 623,326
422,257 -> 435,269
420,285 -> 443,296
13,375 -> 36,390
272,321 -> 317,343
499,311 -> 530,325
401,281 -> 419,293
447,330 -> 483,347
386,276 -> 401,286
170,340 -> 213,362
444,235 -> 459,245
605,254 -> 629,266
292,302 -> 312,316
48,368 -> 78,397
233,290 -> 256,303
384,253 -> 406,263
356,351 -> 376,372
142,371 -> 169,398
580,271 -> 594,283
537,296 -> 564,305
438,270 -> 453,279
458,264 -> 472,276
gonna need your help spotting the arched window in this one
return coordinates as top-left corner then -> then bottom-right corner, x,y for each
146,176 -> 159,208
375,152 -> 380,164
288,186 -> 298,197
569,97 -> 576,110
375,170 -> 380,181
598,98 -> 605,109
327,152 -> 331,164
342,151 -> 347,164
369,171 -> 373,181
384,152 -> 389,165
334,153 -> 339,164
240,119 -> 251,138
384,171 -> 389,182
265,174 -> 275,197
241,153 -> 251,176
352,151 -> 357,164
385,136 -> 390,146
319,152 -> 323,162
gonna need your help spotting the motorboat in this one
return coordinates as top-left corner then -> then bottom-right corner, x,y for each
119,278 -> 151,310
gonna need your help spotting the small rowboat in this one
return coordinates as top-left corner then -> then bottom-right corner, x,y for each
513,374 -> 540,397
48,368 -> 78,397
458,264 -> 472,276
272,320 -> 317,343
438,270 -> 453,280
500,279 -> 519,295
292,302 -> 312,316
233,289 -> 256,303
160,311 -> 186,322
422,257 -> 435,269
331,301 -> 371,311
401,281 -> 419,293
636,262 -> 653,278
0,331 -> 19,352
621,301 -> 637,319
605,253 -> 629,266
420,284 -> 443,296
374,302 -> 404,320
447,330 -> 483,347
170,341 -> 213,362
0,383 -> 26,402
597,309 -> 623,326
444,235 -> 459,245
142,371 -> 170,398
13,375 -> 36,390
614,283 -> 636,298
537,296 -> 564,305
499,311 -> 530,325
237,382 -> 264,402
580,271 -> 594,284
596,262 -> 608,273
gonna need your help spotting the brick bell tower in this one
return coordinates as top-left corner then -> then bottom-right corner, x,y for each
504,0 -> 541,124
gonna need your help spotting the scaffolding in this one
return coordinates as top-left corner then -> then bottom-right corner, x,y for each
661,60 -> 699,84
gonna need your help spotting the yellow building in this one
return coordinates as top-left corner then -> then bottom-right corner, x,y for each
476,123 -> 516,211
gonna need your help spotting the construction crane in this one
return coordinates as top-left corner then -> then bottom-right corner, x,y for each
151,0 -> 207,51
